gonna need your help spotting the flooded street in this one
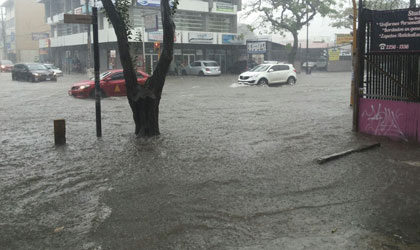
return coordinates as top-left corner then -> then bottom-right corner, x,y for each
1,72 -> 420,249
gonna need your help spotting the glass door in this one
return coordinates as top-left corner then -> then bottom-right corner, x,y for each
182,54 -> 195,67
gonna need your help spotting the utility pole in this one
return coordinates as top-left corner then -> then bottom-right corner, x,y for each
350,0 -> 357,106
1,7 -> 7,60
86,0 -> 92,73
306,0 -> 309,75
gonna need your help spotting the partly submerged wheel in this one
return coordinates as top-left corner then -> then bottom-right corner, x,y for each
198,71 -> 204,77
258,78 -> 268,85
182,70 -> 187,75
287,77 -> 296,85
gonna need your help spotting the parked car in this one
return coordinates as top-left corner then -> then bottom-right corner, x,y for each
301,61 -> 317,69
181,60 -> 221,76
0,60 -> 14,72
44,63 -> 63,77
238,63 -> 297,85
69,69 -> 149,98
302,57 -> 328,70
12,63 -> 57,82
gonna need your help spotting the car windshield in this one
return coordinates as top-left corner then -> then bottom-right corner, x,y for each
1,60 -> 13,65
249,65 -> 270,72
27,64 -> 47,70
203,62 -> 218,66
45,64 -> 58,69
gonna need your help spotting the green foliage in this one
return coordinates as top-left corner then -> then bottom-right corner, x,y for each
329,0 -> 410,29
244,0 -> 336,62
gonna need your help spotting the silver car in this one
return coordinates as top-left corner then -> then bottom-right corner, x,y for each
181,60 -> 221,76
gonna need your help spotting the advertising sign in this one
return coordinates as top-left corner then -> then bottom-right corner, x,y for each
32,32 -> 49,41
137,0 -> 175,7
247,41 -> 266,54
144,14 -> 158,32
148,30 -> 181,42
148,31 -> 163,41
336,34 -> 353,44
222,34 -> 243,45
328,49 -> 340,61
372,8 -> 420,52
74,7 -> 83,14
137,0 -> 160,7
215,2 -> 234,12
188,32 -> 214,44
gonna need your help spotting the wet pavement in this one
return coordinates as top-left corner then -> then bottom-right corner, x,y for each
1,71 -> 420,249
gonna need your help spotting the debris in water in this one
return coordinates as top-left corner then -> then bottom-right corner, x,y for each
317,143 -> 380,164
54,226 -> 64,233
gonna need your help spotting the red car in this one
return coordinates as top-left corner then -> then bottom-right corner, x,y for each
0,60 -> 14,72
69,69 -> 149,98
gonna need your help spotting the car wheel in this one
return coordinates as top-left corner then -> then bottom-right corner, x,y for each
258,78 -> 268,85
12,74 -> 16,81
287,77 -> 296,85
198,71 -> 204,77
52,77 -> 57,82
182,70 -> 187,76
30,76 -> 37,82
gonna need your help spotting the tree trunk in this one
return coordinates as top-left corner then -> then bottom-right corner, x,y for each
101,0 -> 175,137
288,31 -> 299,64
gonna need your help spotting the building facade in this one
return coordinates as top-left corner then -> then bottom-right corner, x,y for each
1,0 -> 49,62
37,0 -> 245,73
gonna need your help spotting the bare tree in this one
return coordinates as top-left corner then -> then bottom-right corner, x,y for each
101,0 -> 175,137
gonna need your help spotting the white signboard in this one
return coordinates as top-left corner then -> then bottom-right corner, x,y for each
188,32 -> 214,44
144,14 -> 158,32
247,41 -> 266,54
147,30 -> 182,43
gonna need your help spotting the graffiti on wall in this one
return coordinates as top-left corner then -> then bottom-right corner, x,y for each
361,103 -> 407,141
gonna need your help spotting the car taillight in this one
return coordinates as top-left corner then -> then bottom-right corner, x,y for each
205,68 -> 210,71
293,68 -> 296,72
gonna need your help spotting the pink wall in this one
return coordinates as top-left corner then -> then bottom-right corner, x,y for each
359,99 -> 420,143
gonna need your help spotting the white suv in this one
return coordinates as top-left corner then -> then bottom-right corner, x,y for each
238,63 -> 297,85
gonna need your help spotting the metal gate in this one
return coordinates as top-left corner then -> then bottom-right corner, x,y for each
358,8 -> 420,102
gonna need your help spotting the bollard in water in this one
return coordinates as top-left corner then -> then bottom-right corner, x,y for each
54,119 -> 66,145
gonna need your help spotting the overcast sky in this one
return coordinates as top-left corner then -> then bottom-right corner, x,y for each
238,0 -> 350,43
0,0 -> 349,43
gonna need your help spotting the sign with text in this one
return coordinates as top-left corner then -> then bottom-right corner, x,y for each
147,30 -> 181,42
215,2 -> 234,13
188,32 -> 214,44
336,34 -> 352,44
247,41 -> 266,54
328,49 -> 340,61
222,34 -> 244,44
372,8 -> 420,52
64,14 -> 92,24
32,32 -> 49,41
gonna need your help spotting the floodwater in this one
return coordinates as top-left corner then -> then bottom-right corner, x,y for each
1,72 -> 420,249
